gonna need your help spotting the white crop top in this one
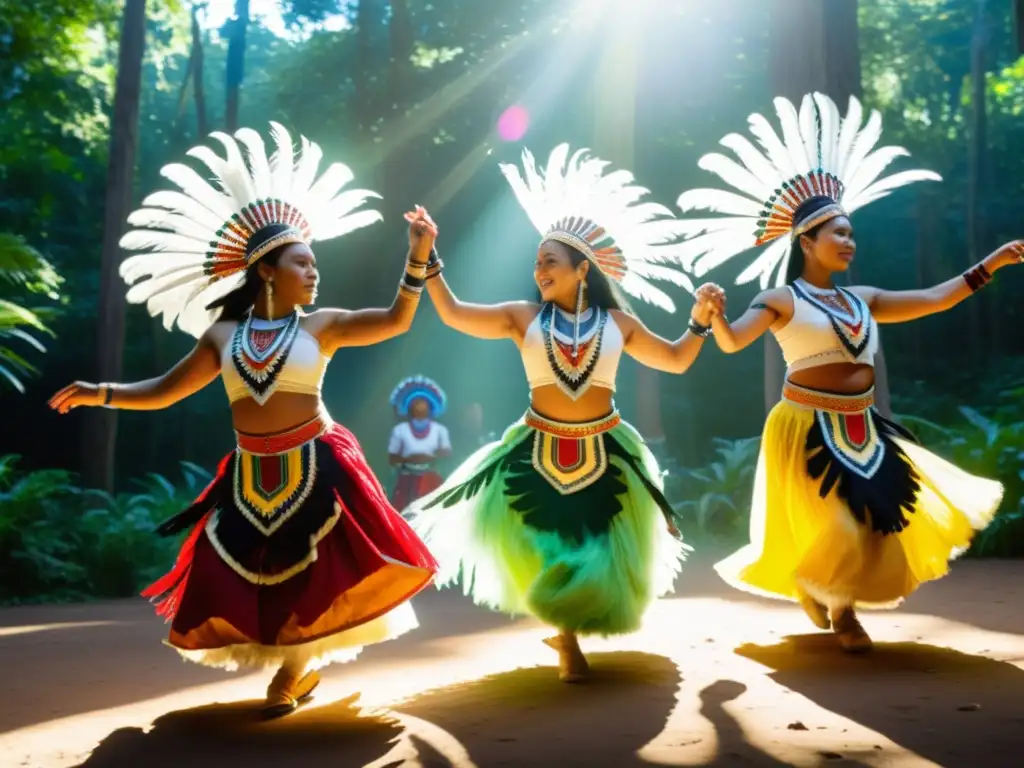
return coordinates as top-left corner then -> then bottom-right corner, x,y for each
222,316 -> 328,405
520,304 -> 623,400
388,421 -> 451,459
775,279 -> 878,375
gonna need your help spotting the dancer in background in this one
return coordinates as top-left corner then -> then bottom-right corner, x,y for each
406,145 -> 719,681
389,375 -> 452,511
49,124 -> 438,716
675,93 -> 1012,652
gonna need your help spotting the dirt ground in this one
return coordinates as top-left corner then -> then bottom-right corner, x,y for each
1,553 -> 1022,768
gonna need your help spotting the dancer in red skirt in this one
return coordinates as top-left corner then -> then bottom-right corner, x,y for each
48,123 -> 439,718
388,376 -> 451,511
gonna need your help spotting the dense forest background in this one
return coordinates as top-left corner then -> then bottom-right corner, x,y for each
2,0 -> 1024,603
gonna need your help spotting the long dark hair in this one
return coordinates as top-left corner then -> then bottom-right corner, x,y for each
784,195 -> 840,284
205,246 -> 286,323
537,242 -> 633,315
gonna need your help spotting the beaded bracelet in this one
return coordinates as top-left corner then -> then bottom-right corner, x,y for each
688,318 -> 712,338
398,282 -> 423,299
99,383 -> 115,408
962,263 -> 992,293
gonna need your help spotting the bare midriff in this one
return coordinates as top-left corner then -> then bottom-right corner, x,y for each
230,392 -> 324,435
786,362 -> 875,395
529,383 -> 616,423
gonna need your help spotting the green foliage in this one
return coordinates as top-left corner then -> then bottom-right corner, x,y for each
663,437 -> 760,544
0,455 -> 212,604
0,234 -> 63,392
897,399 -> 1024,558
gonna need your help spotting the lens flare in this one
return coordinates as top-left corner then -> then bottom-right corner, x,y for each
496,105 -> 530,142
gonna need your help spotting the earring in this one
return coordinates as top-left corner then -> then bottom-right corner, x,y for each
266,280 -> 274,318
572,280 -> 584,356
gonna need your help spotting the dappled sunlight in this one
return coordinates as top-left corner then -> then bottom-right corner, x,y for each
4,587 -> 1023,766
0,620 -> 123,639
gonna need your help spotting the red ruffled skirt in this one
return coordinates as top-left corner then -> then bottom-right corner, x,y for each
391,468 -> 445,512
142,418 -> 438,670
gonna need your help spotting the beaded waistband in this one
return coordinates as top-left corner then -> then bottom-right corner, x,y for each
524,409 -> 621,438
235,412 -> 331,455
398,462 -> 433,473
782,382 -> 874,414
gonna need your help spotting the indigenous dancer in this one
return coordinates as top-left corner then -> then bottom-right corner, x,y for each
675,93 -> 1014,652
388,375 -> 452,510
48,124 -> 439,715
405,145 -> 717,681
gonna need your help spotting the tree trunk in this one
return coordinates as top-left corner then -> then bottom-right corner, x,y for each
766,0 -> 892,416
224,0 -> 249,133
384,0 -> 415,221
590,15 -> 665,445
192,4 -> 208,137
913,192 -> 931,367
1014,0 -> 1024,54
967,0 -> 989,357
82,0 -> 147,491
355,0 -> 386,139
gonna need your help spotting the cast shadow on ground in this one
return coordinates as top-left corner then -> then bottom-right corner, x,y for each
76,693 -> 402,768
736,635 -> 1024,767
388,651 -> 681,767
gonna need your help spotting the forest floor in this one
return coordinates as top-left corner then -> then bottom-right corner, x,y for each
1,553 -> 1022,768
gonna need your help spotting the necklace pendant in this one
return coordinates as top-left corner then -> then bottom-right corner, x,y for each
231,312 -> 301,404
793,282 -> 871,360
541,303 -> 606,400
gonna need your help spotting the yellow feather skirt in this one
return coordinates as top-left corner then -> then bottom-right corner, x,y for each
715,387 -> 1003,609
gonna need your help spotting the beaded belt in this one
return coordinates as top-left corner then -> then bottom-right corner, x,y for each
399,462 -> 433,474
782,382 -> 874,414
235,413 -> 331,455
524,409 -> 621,438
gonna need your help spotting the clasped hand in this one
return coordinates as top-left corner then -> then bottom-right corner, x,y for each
690,282 -> 726,326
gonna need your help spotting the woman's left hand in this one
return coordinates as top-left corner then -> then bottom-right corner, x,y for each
991,240 -> 1024,270
49,381 -> 104,414
691,282 -> 725,325
403,205 -> 438,253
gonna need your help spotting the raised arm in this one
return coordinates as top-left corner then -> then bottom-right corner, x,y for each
315,210 -> 436,353
854,241 -> 1023,324
48,329 -> 222,414
401,205 -> 536,343
709,287 -> 792,354
612,284 -> 720,375
424,273 -> 536,342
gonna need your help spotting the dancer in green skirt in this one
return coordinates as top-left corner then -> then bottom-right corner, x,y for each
404,145 -> 718,681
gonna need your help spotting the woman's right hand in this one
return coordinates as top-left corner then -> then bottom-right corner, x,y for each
404,205 -> 438,258
48,381 -> 103,414
691,282 -> 725,325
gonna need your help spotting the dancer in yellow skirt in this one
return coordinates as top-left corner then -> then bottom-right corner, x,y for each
676,92 -> 1017,651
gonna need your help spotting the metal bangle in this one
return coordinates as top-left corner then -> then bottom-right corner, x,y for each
688,319 -> 712,338
403,272 -> 426,289
425,257 -> 445,279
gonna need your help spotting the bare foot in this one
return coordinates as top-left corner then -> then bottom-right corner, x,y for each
543,632 -> 590,682
832,608 -> 873,654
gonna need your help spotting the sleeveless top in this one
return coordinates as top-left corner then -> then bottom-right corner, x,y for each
221,312 -> 328,406
388,421 -> 451,459
520,303 -> 624,401
775,278 -> 878,375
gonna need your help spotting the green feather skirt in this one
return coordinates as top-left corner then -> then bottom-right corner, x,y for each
407,414 -> 691,636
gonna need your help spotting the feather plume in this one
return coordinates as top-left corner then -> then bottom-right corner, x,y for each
675,92 -> 941,288
501,144 -> 696,311
119,123 -> 381,337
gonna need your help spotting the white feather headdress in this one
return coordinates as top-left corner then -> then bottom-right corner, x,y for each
675,93 -> 941,288
118,122 -> 383,338
500,144 -> 694,313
